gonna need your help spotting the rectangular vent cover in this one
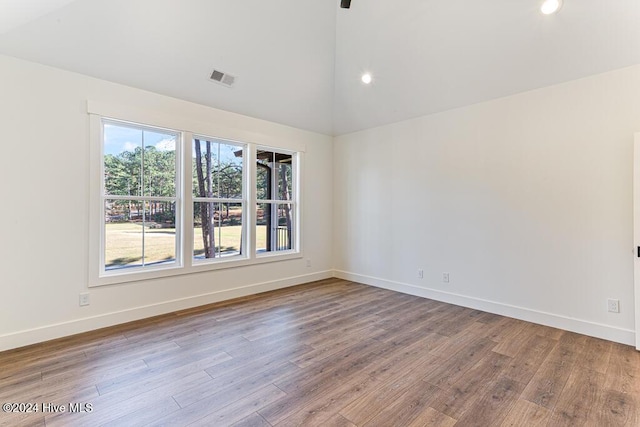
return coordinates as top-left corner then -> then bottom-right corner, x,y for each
209,69 -> 236,87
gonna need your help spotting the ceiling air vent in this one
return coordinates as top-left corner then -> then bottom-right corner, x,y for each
209,69 -> 236,87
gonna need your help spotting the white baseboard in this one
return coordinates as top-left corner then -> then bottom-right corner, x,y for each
333,270 -> 636,346
4,269 -> 633,352
0,270 -> 333,352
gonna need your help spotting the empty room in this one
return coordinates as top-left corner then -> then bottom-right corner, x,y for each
2,0 -> 640,425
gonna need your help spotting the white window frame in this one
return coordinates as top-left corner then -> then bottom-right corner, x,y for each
255,146 -> 299,258
100,118 -> 183,276
88,104 -> 303,287
190,135 -> 248,265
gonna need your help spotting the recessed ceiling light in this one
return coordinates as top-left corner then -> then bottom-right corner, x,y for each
541,0 -> 562,15
361,73 -> 372,84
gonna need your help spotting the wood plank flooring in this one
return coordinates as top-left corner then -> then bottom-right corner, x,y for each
1,278 -> 640,426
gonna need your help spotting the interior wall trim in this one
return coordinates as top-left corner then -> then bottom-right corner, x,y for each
333,270 -> 635,346
0,270 -> 333,352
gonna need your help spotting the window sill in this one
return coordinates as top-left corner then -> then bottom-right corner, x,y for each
90,251 -> 303,287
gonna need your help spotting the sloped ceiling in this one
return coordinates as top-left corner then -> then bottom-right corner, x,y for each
0,0 -> 337,135
0,0 -> 639,136
333,0 -> 640,134
0,0 -> 79,34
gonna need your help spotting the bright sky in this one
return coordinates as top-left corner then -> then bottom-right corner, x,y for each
193,139 -> 241,165
104,124 -> 176,156
104,123 -> 243,167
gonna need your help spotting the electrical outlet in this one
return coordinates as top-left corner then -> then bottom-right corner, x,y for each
442,272 -> 450,283
306,258 -> 312,268
417,269 -> 424,279
607,299 -> 620,313
79,293 -> 90,307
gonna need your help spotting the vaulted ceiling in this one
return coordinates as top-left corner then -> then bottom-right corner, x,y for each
1,0 -> 639,136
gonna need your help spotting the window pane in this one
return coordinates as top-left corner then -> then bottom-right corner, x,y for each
277,157 -> 293,201
193,202 -> 243,260
256,203 -> 293,253
256,150 -> 293,201
256,203 -> 268,253
194,201 -> 217,259
105,200 -> 143,270
220,202 -> 243,256
144,130 -> 176,197
256,167 -> 268,200
275,203 -> 294,250
193,139 -> 243,200
218,143 -> 243,199
143,201 -> 177,266
104,124 -> 142,197
193,139 -> 219,199
256,150 -> 274,200
105,200 -> 177,270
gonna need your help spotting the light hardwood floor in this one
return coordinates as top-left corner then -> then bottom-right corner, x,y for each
1,278 -> 639,426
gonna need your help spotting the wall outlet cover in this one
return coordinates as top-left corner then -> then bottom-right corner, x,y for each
607,299 -> 620,313
79,293 -> 90,306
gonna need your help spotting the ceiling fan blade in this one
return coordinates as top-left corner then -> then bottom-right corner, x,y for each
341,0 -> 351,8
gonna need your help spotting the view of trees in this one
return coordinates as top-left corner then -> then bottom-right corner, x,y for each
103,135 -> 294,268
193,139 -> 243,258
256,151 -> 293,251
103,140 -> 178,269
105,145 -> 176,222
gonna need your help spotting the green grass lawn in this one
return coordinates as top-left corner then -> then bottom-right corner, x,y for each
105,222 -> 267,268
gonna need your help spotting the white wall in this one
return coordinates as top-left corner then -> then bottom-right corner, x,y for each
0,54 -> 333,351
334,64 -> 640,345
2,52 -> 639,352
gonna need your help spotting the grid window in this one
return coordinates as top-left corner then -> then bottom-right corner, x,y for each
256,149 -> 296,254
92,114 -> 301,285
101,120 -> 180,272
192,138 -> 245,262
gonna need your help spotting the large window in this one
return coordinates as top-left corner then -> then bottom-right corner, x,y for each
192,137 -> 245,262
92,115 -> 300,285
256,149 -> 296,254
102,120 -> 180,272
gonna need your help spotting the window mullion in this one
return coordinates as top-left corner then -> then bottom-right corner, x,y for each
271,155 -> 277,252
141,130 -> 147,266
247,144 -> 257,259
183,132 -> 194,269
292,152 -> 298,252
106,195 -> 176,202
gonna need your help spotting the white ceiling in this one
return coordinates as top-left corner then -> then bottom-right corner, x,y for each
0,0 -> 79,34
334,0 -> 640,134
0,0 -> 337,134
1,0 -> 639,136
